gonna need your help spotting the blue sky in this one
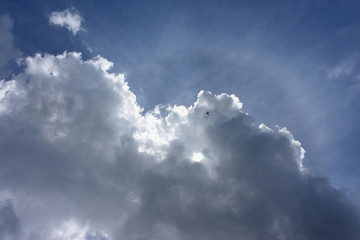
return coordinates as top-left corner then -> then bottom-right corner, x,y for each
1,0 -> 360,239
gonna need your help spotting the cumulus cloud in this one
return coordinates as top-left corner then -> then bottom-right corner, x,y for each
0,14 -> 21,79
49,9 -> 84,35
0,52 -> 359,240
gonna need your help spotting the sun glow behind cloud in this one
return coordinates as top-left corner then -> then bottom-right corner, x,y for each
1,3 -> 360,239
191,152 -> 204,162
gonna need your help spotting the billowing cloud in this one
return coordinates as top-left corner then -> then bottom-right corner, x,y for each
0,14 -> 21,79
0,52 -> 359,240
49,9 -> 84,35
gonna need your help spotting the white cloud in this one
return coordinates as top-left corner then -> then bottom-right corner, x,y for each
49,9 -> 84,35
50,219 -> 109,240
51,219 -> 89,240
0,52 -> 359,240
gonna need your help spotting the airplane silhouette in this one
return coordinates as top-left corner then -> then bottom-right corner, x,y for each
205,112 -> 210,116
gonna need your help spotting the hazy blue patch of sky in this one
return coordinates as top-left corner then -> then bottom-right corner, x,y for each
1,0 -> 360,197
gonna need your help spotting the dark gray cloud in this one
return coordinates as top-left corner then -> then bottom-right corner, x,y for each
0,200 -> 21,240
0,52 -> 359,240
123,114 -> 360,240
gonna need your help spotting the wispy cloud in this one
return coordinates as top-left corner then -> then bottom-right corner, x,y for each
49,8 -> 84,35
0,14 -> 21,79
327,57 -> 358,80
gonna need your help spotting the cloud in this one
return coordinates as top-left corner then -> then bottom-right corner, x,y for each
0,14 -> 21,79
0,52 -> 359,240
0,200 -> 21,240
327,57 -> 358,80
49,9 -> 84,35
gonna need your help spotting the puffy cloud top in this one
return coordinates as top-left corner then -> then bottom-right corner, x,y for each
49,9 -> 83,35
0,52 -> 359,239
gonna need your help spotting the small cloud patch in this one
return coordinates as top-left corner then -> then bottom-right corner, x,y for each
49,8 -> 84,35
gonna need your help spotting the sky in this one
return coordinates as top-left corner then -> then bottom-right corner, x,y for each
0,0 -> 360,239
